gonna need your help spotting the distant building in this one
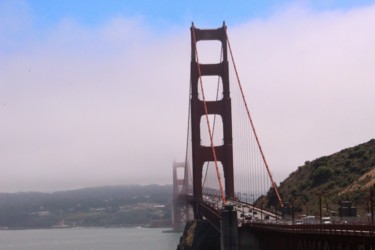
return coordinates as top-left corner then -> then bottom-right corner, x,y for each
37,211 -> 50,216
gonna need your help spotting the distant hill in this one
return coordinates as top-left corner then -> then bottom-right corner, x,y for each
260,139 -> 375,217
0,185 -> 172,229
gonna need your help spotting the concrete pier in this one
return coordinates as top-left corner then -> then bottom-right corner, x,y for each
221,205 -> 239,250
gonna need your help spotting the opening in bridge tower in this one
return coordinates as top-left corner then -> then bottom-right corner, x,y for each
190,23 -> 234,208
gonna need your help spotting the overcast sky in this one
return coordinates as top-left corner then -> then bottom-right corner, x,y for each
1,0 -> 375,193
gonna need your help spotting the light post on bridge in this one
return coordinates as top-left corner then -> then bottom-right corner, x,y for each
243,193 -> 247,203
249,194 -> 254,218
237,192 -> 244,218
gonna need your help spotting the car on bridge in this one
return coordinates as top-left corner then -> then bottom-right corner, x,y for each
322,216 -> 332,224
302,216 -> 316,224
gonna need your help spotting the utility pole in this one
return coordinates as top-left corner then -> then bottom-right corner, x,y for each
319,194 -> 322,224
291,200 -> 295,224
306,205 -> 309,216
317,191 -> 325,224
371,185 -> 374,224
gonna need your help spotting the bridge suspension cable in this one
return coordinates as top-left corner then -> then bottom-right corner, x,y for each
182,79 -> 192,195
225,27 -> 284,208
191,27 -> 227,205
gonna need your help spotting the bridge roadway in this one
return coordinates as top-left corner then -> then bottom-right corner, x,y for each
201,194 -> 279,224
178,193 -> 375,249
177,193 -> 280,231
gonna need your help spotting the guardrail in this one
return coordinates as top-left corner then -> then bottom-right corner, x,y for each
242,222 -> 375,237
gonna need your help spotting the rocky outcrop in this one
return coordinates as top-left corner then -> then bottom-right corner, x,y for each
176,220 -> 220,250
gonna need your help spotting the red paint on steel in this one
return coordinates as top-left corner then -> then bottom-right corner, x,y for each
191,26 -> 227,206
189,23 -> 235,217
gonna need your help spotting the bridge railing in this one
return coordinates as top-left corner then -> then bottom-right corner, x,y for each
243,222 -> 375,237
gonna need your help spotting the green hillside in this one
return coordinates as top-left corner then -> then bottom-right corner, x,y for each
261,139 -> 375,217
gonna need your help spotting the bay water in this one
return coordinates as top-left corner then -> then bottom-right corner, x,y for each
0,227 -> 181,250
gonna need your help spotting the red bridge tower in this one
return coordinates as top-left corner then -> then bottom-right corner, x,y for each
190,23 -> 235,215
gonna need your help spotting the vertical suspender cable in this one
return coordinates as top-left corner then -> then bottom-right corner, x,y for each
225,27 -> 284,208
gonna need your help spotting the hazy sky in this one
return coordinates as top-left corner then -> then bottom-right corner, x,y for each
1,0 -> 375,192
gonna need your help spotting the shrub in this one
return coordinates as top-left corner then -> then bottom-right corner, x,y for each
349,149 -> 365,159
314,157 -> 329,168
312,166 -> 333,185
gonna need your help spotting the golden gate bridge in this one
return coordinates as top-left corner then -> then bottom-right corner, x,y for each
172,23 -> 375,250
